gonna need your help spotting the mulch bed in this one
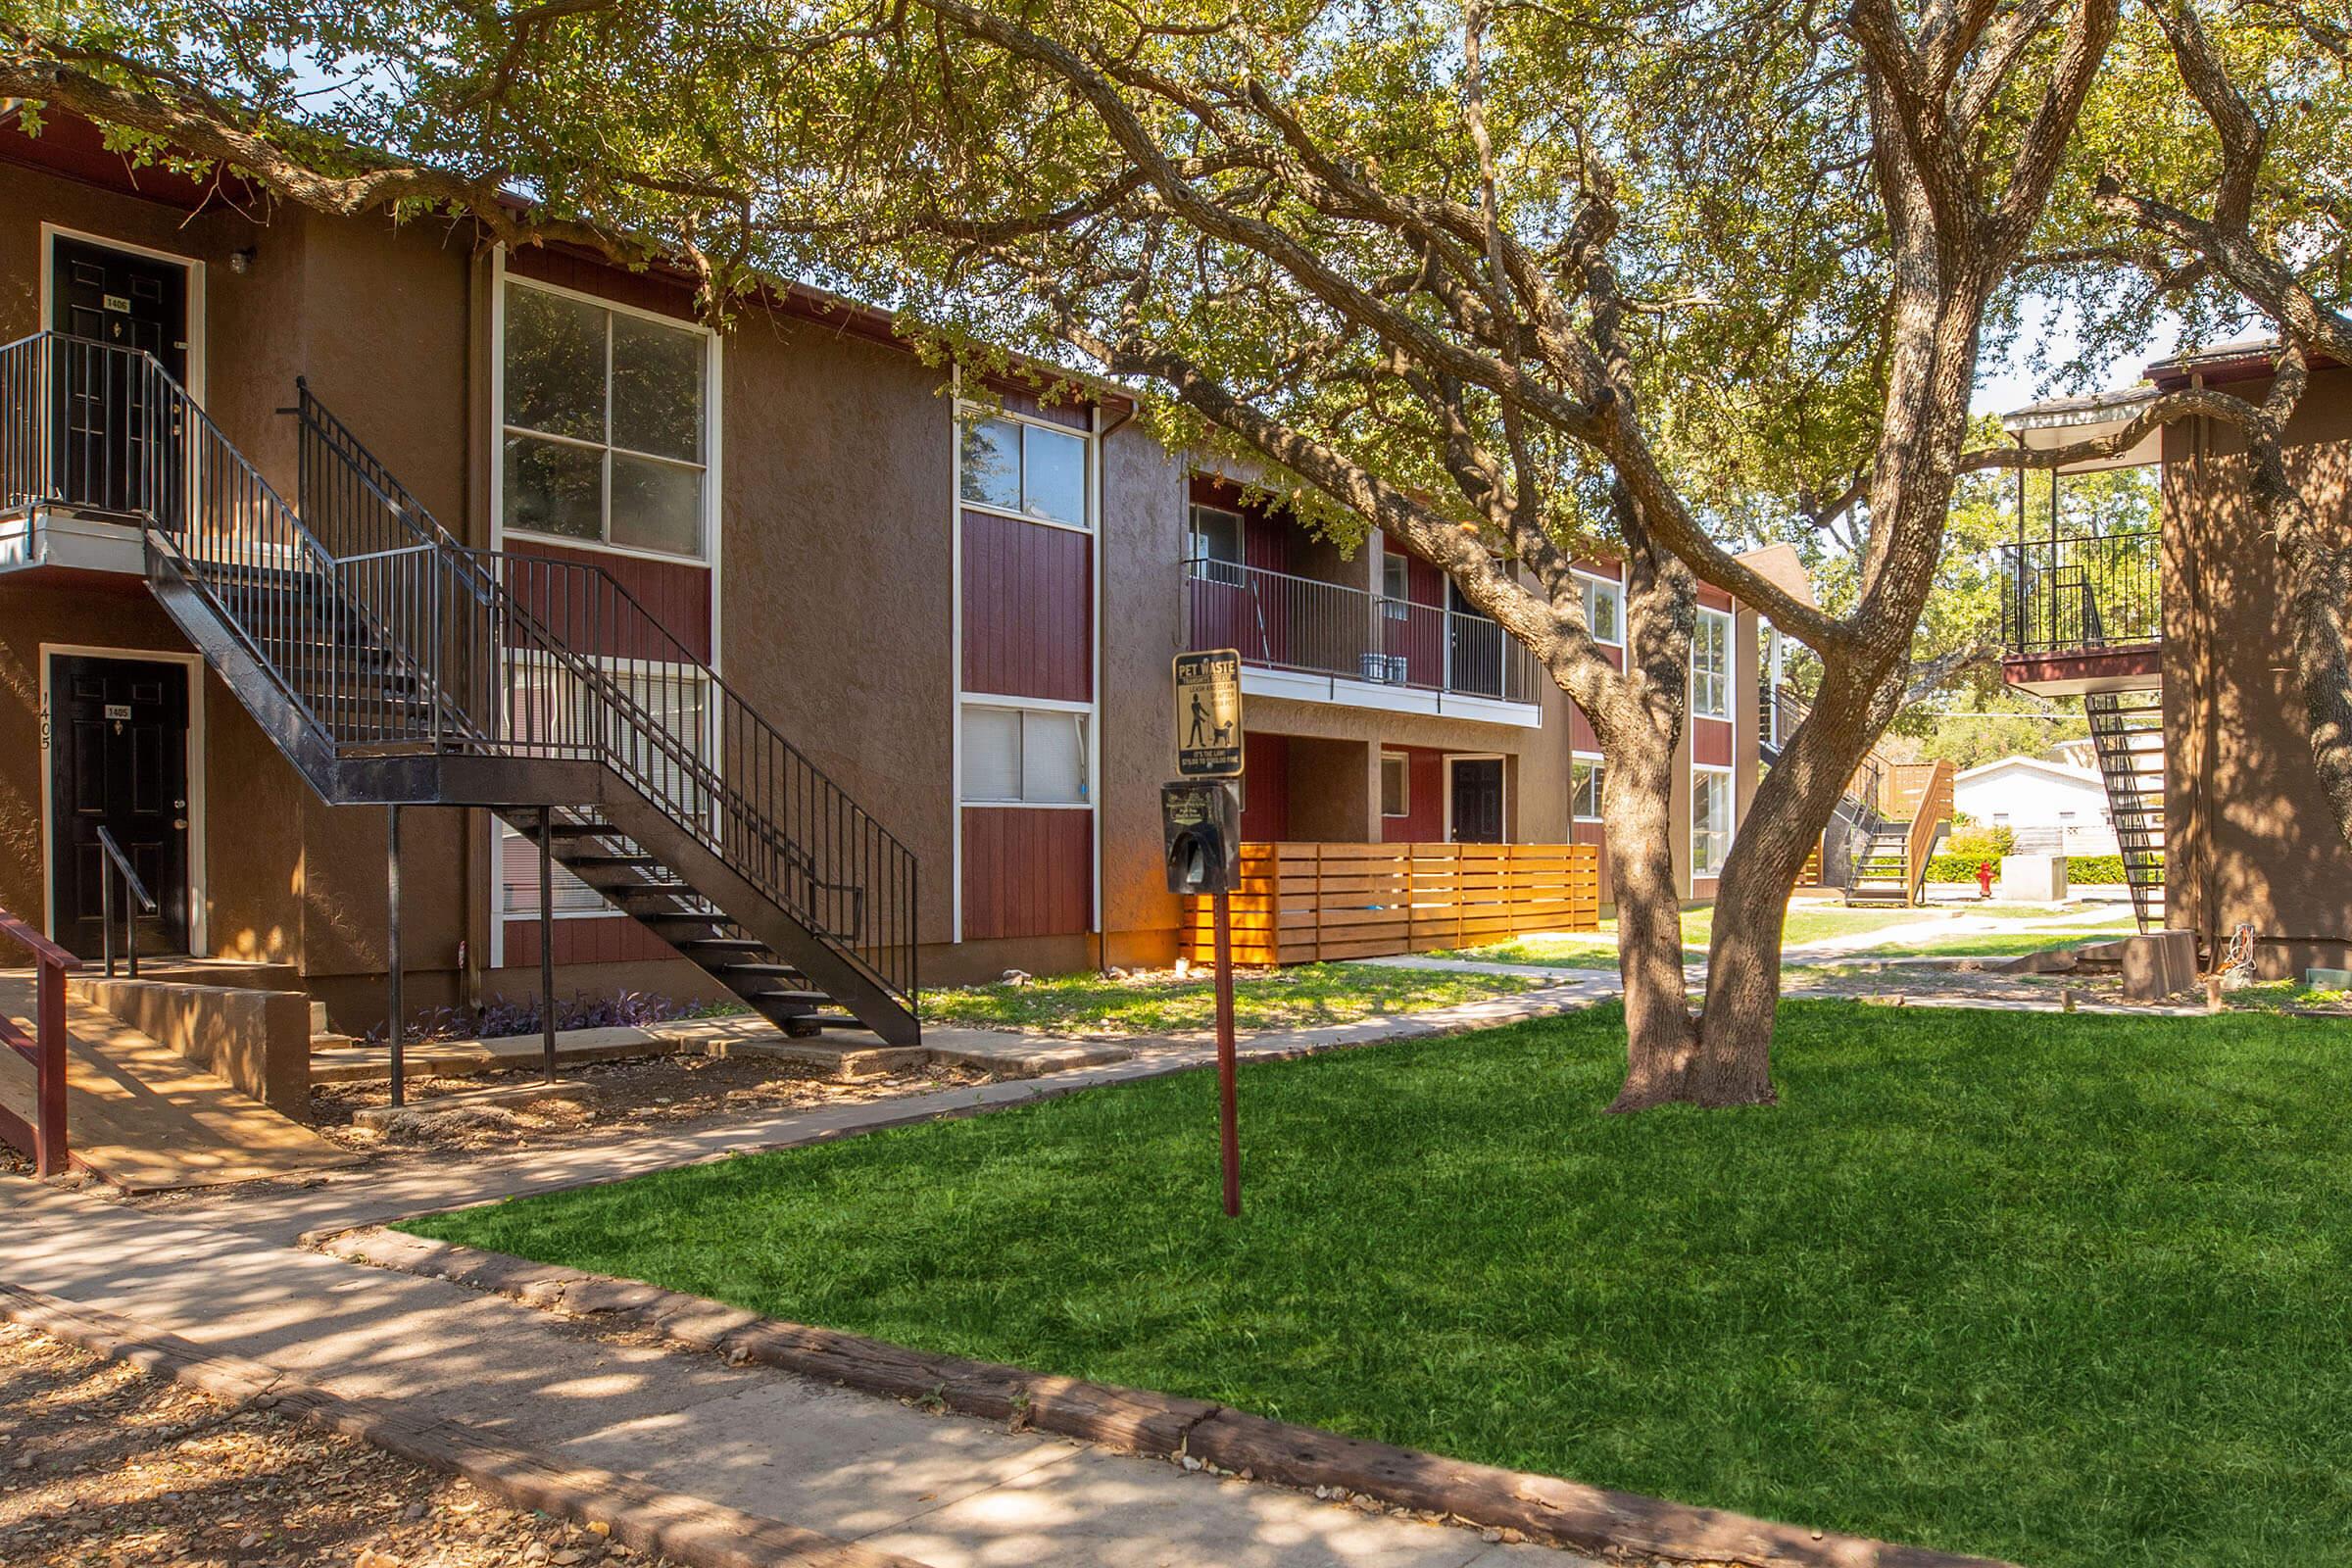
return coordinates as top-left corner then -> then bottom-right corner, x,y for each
0,1318 -> 678,1568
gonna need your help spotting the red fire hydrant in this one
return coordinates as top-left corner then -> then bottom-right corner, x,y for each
1976,859 -> 1995,901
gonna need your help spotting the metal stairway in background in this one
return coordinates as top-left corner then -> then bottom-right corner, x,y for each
2083,687 -> 2167,931
2,330 -> 918,1044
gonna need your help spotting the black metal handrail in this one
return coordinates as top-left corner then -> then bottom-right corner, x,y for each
1,330 -> 917,1012
94,825 -> 157,979
292,390 -> 905,995
1999,530 -> 2161,656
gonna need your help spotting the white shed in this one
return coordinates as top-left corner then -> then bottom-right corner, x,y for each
1953,755 -> 2118,855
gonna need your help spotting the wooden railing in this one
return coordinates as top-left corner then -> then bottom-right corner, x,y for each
0,906 -> 79,1177
1184,842 -> 1600,965
1886,759 -> 1956,900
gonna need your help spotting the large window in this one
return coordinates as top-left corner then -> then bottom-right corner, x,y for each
1190,504 -> 1244,583
1571,756 -> 1605,821
962,703 -> 1090,805
960,412 -> 1089,528
501,658 -> 712,916
1691,765 -> 1734,878
1690,607 -> 1733,719
1581,574 -> 1623,646
502,281 -> 710,558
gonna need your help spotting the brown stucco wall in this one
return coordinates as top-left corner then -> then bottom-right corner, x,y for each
716,309 -> 956,952
2164,364 -> 2352,971
1099,417 -> 1191,953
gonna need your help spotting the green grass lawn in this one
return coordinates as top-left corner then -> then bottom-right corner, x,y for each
1842,918 -> 2138,959
405,1003 -> 2352,1567
920,961 -> 1542,1035
1454,904 -> 1936,967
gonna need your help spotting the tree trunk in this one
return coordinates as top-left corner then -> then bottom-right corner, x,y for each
1689,661 -> 1910,1103
1598,711 -> 1699,1109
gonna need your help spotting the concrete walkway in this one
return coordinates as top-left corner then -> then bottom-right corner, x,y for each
1,1176 -> 1574,1567
0,972 -> 355,1191
148,981 -> 1600,1248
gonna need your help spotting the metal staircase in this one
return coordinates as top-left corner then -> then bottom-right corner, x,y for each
3,330 -> 918,1043
2056,561 -> 2167,933
2084,688 -> 2166,931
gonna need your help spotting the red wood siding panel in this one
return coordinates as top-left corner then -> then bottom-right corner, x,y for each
961,808 -> 1093,940
1381,746 -> 1446,843
502,914 -> 678,968
506,246 -> 699,321
976,380 -> 1091,430
1572,820 -> 1612,903
961,511 -> 1093,702
1570,704 -> 1599,753
1697,581 -> 1735,612
1692,718 -> 1734,767
1241,733 -> 1290,842
1244,515 -> 1292,575
506,538 -> 713,662
1406,554 -> 1445,607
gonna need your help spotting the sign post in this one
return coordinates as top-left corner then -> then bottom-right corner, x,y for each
1168,649 -> 1245,1215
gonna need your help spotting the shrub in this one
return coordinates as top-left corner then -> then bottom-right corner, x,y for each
1925,852 -> 2132,884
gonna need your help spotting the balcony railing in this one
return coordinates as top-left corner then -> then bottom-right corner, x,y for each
1999,530 -> 2161,656
1182,559 -> 1541,705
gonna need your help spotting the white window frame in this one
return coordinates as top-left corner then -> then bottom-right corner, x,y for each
497,273 -> 720,564
1570,751 -> 1606,823
497,652 -> 718,920
1690,762 -> 1735,880
959,693 -> 1094,808
956,401 -> 1095,534
1380,751 -> 1411,818
1690,606 -> 1734,720
1576,570 -> 1624,648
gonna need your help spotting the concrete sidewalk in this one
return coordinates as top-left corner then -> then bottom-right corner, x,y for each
148,981 -> 1601,1248
0,1177 -> 1571,1568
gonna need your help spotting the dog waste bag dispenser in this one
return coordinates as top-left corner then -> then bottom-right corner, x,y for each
1163,780 -> 1242,896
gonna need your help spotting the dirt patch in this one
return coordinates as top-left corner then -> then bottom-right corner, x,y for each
0,1318 -> 679,1568
308,1052 -> 989,1155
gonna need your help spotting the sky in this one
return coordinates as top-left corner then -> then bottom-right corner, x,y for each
1971,298 -> 2187,417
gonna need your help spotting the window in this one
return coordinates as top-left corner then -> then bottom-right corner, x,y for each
501,658 -> 711,915
1190,504 -> 1244,583
502,281 -> 710,558
1381,549 -> 1412,621
1581,574 -> 1623,646
1690,607 -> 1732,719
960,413 -> 1088,527
962,704 -> 1090,804
1571,756 -> 1605,821
1691,766 -> 1734,879
1381,753 -> 1411,817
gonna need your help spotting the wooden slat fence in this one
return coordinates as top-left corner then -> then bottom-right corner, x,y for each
1184,842 -> 1600,966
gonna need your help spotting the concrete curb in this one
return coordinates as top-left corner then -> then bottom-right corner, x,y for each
0,1280 -> 925,1568
324,1229 -> 2016,1568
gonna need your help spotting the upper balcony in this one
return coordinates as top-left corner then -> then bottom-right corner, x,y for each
1997,530 -> 2162,696
1181,559 -> 1544,726
1994,384 -> 2166,698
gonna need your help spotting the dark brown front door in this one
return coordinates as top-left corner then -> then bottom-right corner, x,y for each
52,655 -> 191,958
1449,758 -> 1504,844
49,236 -> 189,517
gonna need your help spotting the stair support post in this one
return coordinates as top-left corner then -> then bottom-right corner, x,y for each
387,804 -> 405,1108
539,806 -> 557,1085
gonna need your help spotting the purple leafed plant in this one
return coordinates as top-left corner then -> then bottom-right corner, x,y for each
361,989 -> 727,1047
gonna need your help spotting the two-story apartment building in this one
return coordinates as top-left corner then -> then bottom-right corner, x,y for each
2000,341 -> 2352,974
0,109 -> 1788,1040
